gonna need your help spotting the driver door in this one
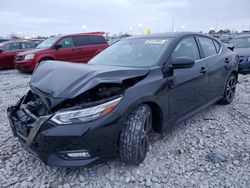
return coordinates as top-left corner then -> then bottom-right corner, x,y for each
168,36 -> 209,122
53,37 -> 75,62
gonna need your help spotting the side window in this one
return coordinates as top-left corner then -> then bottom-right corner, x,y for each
72,36 -> 91,47
21,42 -> 35,49
213,40 -> 221,53
2,42 -> 20,51
198,37 -> 217,57
172,37 -> 200,61
90,36 -> 107,45
57,37 -> 74,48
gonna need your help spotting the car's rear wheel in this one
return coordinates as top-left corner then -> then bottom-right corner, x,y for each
119,104 -> 152,165
219,74 -> 237,105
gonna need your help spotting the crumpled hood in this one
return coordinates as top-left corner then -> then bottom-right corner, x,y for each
234,48 -> 250,57
30,61 -> 149,101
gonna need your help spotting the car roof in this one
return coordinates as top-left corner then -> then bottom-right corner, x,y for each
0,40 -> 32,45
127,32 -> 206,39
124,32 -> 222,44
61,33 -> 105,38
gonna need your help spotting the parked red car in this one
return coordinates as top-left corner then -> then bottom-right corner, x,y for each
0,40 -> 36,69
15,33 -> 109,72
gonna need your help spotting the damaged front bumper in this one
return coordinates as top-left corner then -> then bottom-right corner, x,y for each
7,100 -> 122,167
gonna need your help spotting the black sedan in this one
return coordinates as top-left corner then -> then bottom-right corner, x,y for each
7,32 -> 239,167
230,35 -> 250,74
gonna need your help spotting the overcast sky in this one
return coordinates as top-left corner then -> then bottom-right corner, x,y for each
0,0 -> 250,37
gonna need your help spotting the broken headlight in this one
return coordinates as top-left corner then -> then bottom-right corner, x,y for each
51,97 -> 122,125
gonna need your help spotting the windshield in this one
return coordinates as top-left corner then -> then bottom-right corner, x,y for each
89,38 -> 172,67
36,36 -> 60,49
230,37 -> 250,48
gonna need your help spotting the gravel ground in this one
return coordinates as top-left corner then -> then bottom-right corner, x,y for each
0,69 -> 249,188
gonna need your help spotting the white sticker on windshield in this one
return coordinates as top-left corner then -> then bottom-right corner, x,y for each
145,39 -> 166,44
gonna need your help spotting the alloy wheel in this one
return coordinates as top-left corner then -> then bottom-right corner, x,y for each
226,76 -> 237,103
140,113 -> 152,157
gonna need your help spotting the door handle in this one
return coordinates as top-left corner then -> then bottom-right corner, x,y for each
225,58 -> 230,63
200,67 -> 208,74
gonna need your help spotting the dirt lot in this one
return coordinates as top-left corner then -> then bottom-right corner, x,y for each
0,69 -> 249,188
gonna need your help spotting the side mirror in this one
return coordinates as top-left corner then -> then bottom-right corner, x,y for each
172,57 -> 195,69
55,44 -> 62,50
0,48 -> 4,53
224,43 -> 234,51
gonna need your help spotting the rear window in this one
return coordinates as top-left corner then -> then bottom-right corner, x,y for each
72,36 -> 91,46
198,37 -> 217,57
90,35 -> 107,45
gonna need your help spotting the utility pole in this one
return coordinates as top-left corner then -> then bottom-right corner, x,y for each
215,19 -> 218,32
172,16 -> 175,32
139,23 -> 143,35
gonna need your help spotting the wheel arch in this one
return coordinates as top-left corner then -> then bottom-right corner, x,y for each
38,56 -> 55,63
218,70 -> 238,105
144,101 -> 164,133
119,97 -> 165,134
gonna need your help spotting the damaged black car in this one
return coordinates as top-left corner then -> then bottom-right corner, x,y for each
7,32 -> 239,167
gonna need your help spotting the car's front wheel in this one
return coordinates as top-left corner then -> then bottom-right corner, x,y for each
219,74 -> 237,104
119,104 -> 152,165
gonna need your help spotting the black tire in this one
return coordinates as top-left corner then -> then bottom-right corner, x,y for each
219,74 -> 237,105
119,104 -> 152,165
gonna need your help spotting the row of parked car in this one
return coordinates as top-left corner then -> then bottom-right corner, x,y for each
0,33 -> 109,72
229,34 -> 250,74
212,34 -> 250,74
0,32 -> 250,74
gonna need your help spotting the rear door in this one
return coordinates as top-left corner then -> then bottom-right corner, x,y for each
72,35 -> 93,62
53,37 -> 75,61
197,36 -> 228,100
168,36 -> 209,122
89,35 -> 108,55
